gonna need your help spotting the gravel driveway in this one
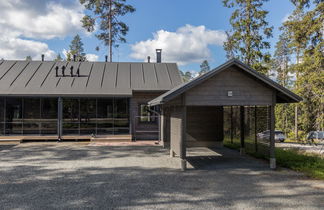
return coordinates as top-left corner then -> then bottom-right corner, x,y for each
0,143 -> 323,210
277,142 -> 324,156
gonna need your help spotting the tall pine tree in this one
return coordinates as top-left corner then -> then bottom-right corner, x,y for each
80,0 -> 135,62
282,0 -> 324,137
199,60 -> 211,75
223,0 -> 273,73
68,34 -> 86,61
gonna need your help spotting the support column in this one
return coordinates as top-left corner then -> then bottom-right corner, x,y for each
180,104 -> 187,171
269,94 -> 276,169
230,106 -> 233,144
57,97 -> 63,141
240,106 -> 245,155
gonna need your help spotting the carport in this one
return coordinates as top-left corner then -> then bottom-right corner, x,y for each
148,59 -> 302,171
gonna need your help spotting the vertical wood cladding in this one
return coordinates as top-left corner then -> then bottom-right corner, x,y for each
186,106 -> 224,143
170,106 -> 183,156
130,92 -> 164,140
185,67 -> 274,106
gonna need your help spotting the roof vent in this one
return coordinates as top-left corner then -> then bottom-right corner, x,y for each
41,54 -> 45,61
76,68 -> 80,77
105,55 -> 108,62
70,66 -> 74,77
73,55 -> 76,62
147,56 -> 151,63
62,66 -> 66,77
55,66 -> 59,77
156,49 -> 162,63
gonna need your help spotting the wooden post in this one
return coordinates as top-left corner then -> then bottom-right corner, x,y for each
240,106 -> 245,154
230,106 -> 233,144
254,106 -> 258,152
160,106 -> 165,146
180,95 -> 187,171
269,93 -> 276,169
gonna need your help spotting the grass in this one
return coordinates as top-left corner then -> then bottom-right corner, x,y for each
276,148 -> 324,179
223,139 -> 324,180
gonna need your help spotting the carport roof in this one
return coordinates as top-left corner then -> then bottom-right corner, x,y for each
0,60 -> 183,97
148,59 -> 302,106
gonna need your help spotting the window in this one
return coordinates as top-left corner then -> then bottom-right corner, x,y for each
139,104 -> 157,123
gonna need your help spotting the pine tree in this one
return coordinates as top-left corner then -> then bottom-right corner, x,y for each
80,0 -> 135,62
199,60 -> 211,75
25,56 -> 32,61
282,0 -> 324,137
222,0 -> 273,73
68,34 -> 86,61
54,54 -> 63,62
180,71 -> 193,82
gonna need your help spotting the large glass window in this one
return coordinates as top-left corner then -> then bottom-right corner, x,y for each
5,98 -> 23,135
97,98 -> 114,135
41,98 -> 58,135
114,98 -> 129,134
80,98 -> 96,135
0,97 -> 130,136
139,104 -> 157,123
23,98 -> 41,135
0,98 -> 4,135
63,98 -> 80,135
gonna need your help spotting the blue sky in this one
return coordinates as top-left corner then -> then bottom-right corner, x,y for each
0,0 -> 295,73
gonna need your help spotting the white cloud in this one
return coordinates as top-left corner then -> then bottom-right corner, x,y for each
0,0 -> 86,60
62,49 -> 99,62
130,25 -> 226,65
0,0 -> 85,39
0,36 -> 55,60
85,54 -> 99,61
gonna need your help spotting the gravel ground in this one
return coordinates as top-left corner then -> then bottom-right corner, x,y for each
0,143 -> 323,210
277,142 -> 324,156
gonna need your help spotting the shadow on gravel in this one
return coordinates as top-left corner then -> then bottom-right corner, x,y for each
0,145 -> 323,209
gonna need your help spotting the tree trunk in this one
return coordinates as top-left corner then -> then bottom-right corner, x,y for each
295,50 -> 300,141
108,0 -> 112,62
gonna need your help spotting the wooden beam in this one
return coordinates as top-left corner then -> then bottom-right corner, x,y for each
269,92 -> 276,169
180,94 -> 187,171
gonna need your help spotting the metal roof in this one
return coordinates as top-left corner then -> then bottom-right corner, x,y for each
0,60 -> 183,97
148,59 -> 302,106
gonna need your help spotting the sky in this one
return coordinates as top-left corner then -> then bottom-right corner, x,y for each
0,0 -> 295,73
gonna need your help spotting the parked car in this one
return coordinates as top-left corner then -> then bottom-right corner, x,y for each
306,131 -> 324,144
257,130 -> 286,142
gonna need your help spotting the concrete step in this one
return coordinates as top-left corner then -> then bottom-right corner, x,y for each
91,135 -> 131,142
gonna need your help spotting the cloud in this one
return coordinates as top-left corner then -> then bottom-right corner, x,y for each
0,0 -> 86,60
130,25 -> 226,65
0,36 -> 55,60
0,0 -> 85,39
85,54 -> 99,62
62,49 -> 99,62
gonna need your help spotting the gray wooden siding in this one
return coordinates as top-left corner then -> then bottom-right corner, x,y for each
185,67 -> 274,106
170,106 -> 183,156
130,92 -> 164,140
186,106 -> 223,143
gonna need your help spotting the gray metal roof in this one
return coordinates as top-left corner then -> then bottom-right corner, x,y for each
0,60 -> 183,96
148,59 -> 302,106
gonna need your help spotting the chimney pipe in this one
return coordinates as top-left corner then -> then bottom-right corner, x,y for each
147,56 -> 151,63
105,55 -> 108,62
41,54 -> 44,61
70,66 -> 74,77
62,66 -> 66,77
73,55 -> 76,62
156,49 -> 162,63
55,66 -> 59,77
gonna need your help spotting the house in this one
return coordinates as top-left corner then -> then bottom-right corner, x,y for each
0,51 -> 301,170
0,50 -> 182,141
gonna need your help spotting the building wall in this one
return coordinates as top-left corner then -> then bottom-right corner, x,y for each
186,106 -> 223,147
170,106 -> 183,156
185,67 -> 274,106
130,91 -> 165,140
